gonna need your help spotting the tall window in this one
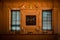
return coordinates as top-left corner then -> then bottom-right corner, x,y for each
11,10 -> 20,31
42,10 -> 52,30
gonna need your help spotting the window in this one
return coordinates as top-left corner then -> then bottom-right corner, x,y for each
26,15 -> 36,25
42,10 -> 52,30
11,10 -> 20,31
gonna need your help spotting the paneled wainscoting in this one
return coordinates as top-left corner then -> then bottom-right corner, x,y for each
0,34 -> 59,40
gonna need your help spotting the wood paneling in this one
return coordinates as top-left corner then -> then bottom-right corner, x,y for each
0,34 -> 58,40
0,0 -> 59,34
0,2 -> 3,34
58,2 -> 60,34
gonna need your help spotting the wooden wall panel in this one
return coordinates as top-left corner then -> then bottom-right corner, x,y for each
58,2 -> 60,34
0,2 -> 3,34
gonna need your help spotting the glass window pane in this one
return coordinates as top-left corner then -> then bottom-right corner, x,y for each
43,27 -> 48,30
48,26 -> 51,30
11,26 -> 16,31
17,11 -> 20,20
12,20 -> 16,25
16,27 -> 20,31
16,21 -> 20,25
12,11 -> 17,21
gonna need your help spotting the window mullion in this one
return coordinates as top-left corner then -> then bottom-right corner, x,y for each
16,11 -> 17,31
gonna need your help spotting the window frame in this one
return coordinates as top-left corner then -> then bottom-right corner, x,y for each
9,8 -> 21,33
11,10 -> 20,31
42,10 -> 53,31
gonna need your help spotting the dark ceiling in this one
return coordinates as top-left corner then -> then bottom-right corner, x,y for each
0,0 -> 59,2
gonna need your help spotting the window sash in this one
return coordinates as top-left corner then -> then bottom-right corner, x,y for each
11,10 -> 20,31
42,10 -> 52,30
